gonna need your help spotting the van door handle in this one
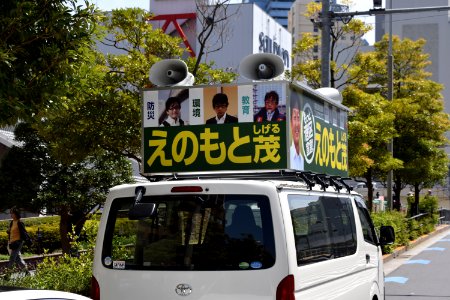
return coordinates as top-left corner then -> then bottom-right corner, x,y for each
366,254 -> 370,263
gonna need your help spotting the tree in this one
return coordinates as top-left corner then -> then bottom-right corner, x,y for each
343,86 -> 401,210
0,124 -> 45,210
349,36 -> 450,211
289,3 -> 398,209
0,0 -> 97,126
35,8 -> 236,166
290,1 -> 372,89
0,123 -> 133,254
35,151 -> 132,254
35,7 -> 178,164
375,37 -> 448,213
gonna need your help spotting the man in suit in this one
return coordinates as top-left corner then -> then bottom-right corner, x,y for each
289,99 -> 304,170
206,93 -> 238,124
254,90 -> 286,122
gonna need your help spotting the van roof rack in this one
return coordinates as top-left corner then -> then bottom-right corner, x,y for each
144,170 -> 354,194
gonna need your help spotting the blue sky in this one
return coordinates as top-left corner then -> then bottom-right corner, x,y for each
89,0 -> 377,44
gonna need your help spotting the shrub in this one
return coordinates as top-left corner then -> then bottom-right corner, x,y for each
372,210 -> 409,253
0,221 -> 97,296
0,217 -> 61,255
372,200 -> 441,254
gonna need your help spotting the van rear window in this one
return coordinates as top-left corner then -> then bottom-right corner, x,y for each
101,194 -> 275,271
288,195 -> 357,266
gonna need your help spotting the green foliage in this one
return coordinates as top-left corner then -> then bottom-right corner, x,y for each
343,87 -> 401,178
372,210 -> 409,253
419,194 -> 439,214
186,58 -> 236,85
0,216 -> 60,231
0,220 -> 98,296
406,194 -> 439,237
0,0 -> 98,126
372,207 -> 440,254
407,219 -> 421,241
290,2 -> 372,89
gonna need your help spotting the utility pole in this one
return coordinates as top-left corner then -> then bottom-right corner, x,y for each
319,3 -> 450,209
320,0 -> 331,87
386,0 -> 393,210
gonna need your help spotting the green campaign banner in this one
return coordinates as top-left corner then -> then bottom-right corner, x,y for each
143,122 -> 287,173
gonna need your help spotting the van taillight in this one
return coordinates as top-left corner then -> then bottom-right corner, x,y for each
91,276 -> 100,300
171,186 -> 203,193
276,275 -> 295,300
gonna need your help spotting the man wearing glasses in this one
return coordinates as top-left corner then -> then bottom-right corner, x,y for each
161,96 -> 185,126
254,90 -> 286,122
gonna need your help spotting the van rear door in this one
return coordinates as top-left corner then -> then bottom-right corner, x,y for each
94,182 -> 289,300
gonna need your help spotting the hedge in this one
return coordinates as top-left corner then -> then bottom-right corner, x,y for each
0,216 -> 61,255
372,195 -> 440,254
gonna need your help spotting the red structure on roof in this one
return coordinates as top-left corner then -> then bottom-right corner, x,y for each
149,13 -> 197,57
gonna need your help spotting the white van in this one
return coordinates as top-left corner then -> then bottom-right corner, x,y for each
91,172 -> 394,300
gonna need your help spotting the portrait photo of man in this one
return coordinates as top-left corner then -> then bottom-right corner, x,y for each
254,90 -> 286,122
289,98 -> 304,170
206,93 -> 238,124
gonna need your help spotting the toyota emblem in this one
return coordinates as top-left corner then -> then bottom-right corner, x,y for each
175,283 -> 192,296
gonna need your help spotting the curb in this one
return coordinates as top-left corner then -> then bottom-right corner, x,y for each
382,224 -> 450,264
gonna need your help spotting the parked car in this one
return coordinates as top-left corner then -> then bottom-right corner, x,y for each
353,181 -> 386,198
0,287 -> 91,300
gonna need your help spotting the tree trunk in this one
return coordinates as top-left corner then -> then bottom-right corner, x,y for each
393,177 -> 403,211
59,207 -> 71,254
70,210 -> 87,237
412,184 -> 421,217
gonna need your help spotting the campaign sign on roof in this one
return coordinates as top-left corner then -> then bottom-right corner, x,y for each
141,81 -> 349,177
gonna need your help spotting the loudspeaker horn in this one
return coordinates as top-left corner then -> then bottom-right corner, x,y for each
149,59 -> 195,87
239,53 -> 285,81
315,87 -> 343,103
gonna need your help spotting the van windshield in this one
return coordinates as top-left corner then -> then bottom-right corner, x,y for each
101,194 -> 275,271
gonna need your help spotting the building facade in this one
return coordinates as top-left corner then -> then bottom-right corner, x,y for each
262,0 -> 296,28
149,1 -> 292,80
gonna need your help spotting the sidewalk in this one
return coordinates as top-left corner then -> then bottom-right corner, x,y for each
382,224 -> 450,274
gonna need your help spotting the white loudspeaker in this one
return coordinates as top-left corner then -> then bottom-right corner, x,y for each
149,59 -> 195,87
239,53 -> 285,81
316,87 -> 343,103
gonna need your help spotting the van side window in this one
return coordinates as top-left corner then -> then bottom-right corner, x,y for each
355,196 -> 378,245
288,195 -> 357,266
